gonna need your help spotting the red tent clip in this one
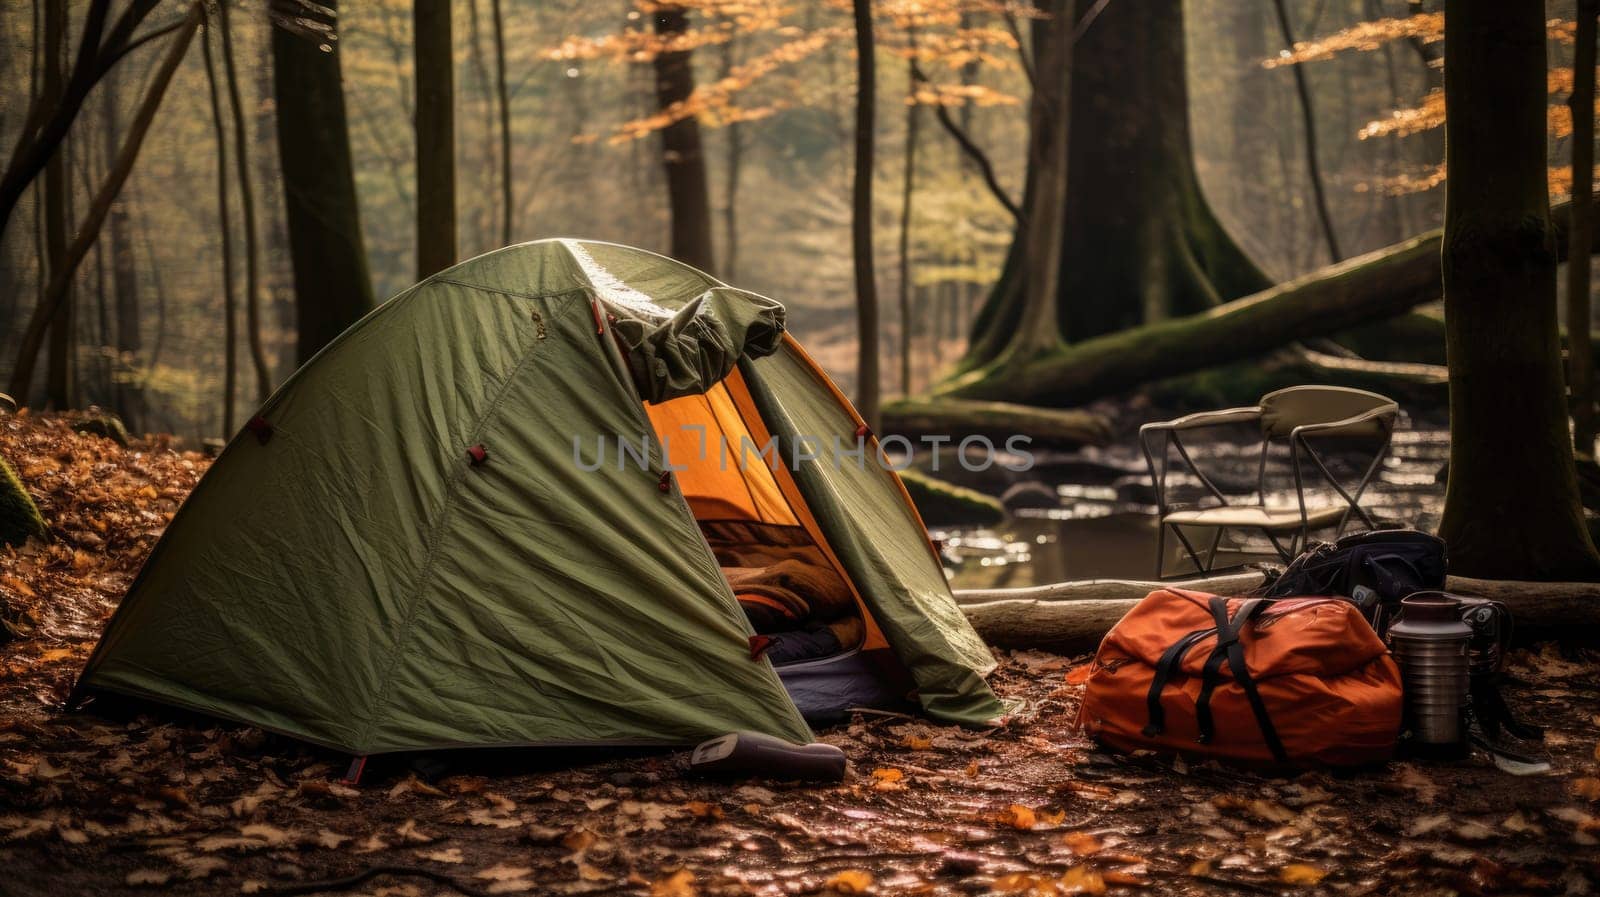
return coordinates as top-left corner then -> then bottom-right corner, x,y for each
338,755 -> 367,786
245,416 -> 273,445
467,444 -> 489,466
590,299 -> 605,334
748,635 -> 773,660
854,423 -> 871,439
658,470 -> 673,493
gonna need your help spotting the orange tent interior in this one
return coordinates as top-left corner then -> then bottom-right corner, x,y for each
643,367 -> 891,654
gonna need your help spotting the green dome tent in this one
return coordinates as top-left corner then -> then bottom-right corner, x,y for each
73,240 -> 1002,756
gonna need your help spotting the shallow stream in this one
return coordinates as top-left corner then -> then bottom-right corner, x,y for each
935,422 -> 1450,589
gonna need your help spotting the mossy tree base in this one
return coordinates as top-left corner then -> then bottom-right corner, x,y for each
0,455 -> 46,547
897,468 -> 1005,528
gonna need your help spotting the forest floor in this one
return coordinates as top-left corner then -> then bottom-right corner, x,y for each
2,414 -> 1600,897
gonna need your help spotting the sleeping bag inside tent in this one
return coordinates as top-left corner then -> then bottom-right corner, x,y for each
71,239 -> 1003,756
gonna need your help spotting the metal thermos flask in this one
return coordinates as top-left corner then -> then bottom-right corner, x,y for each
1388,593 -> 1472,746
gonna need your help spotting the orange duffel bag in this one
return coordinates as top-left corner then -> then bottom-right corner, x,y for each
1076,588 -> 1402,767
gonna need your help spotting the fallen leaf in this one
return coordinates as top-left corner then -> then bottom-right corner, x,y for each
1062,831 -> 1104,855
563,827 -> 597,852
684,801 -> 723,819
176,853 -> 228,879
1394,764 -> 1442,803
826,869 -> 873,894
478,864 -> 535,881
651,868 -> 697,897
734,785 -> 775,804
1573,778 -> 1600,802
1279,864 -> 1328,886
467,807 -> 522,829
418,847 -> 464,864
1059,865 -> 1106,895
394,818 -> 435,844
1407,814 -> 1451,837
125,868 -> 171,887
1101,869 -> 1145,887
901,735 -> 933,750
388,775 -> 447,799
314,829 -> 350,849
1503,812 -> 1544,835
997,804 -> 1037,830
870,768 -> 906,791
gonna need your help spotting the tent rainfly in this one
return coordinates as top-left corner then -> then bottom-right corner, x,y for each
73,240 -> 1003,756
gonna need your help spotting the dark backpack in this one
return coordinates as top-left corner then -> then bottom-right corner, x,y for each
1260,528 -> 1447,632
1263,532 -> 1544,769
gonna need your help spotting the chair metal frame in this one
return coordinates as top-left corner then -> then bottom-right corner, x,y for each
1139,390 -> 1398,579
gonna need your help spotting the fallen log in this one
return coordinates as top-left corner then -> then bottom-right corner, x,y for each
957,573 -> 1600,654
941,201 -> 1588,407
881,397 -> 1113,449
953,571 -> 1265,606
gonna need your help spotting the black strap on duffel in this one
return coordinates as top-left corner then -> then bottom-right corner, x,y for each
1141,597 -> 1288,763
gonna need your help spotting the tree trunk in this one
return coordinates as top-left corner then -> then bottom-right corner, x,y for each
216,0 -> 270,401
941,203 -> 1597,407
898,40 -> 918,396
652,6 -> 715,273
8,3 -> 202,403
963,0 -> 1270,373
42,0 -> 73,410
414,0 -> 457,278
719,39 -> 742,282
0,0 -> 161,244
1010,0 -> 1071,359
102,84 -> 142,430
1438,0 -> 1600,580
850,0 -> 880,429
201,16 -> 239,434
1570,0 -> 1597,455
1270,0 -> 1341,264
272,0 -> 376,366
491,0 -> 511,246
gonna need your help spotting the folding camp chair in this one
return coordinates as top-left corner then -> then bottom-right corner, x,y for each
1139,385 -> 1400,579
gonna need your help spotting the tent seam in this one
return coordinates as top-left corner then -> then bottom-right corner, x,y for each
350,299 -> 552,752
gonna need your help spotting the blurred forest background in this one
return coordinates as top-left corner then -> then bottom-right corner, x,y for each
0,0 -> 1584,440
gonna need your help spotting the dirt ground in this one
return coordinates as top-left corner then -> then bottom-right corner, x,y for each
2,415 -> 1600,897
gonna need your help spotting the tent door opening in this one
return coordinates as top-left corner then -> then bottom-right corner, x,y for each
644,368 -> 911,722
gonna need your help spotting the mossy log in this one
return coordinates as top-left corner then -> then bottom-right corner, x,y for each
1333,309 -> 1448,366
72,414 -> 131,447
0,455 -> 46,547
882,398 -> 1113,450
944,201 -> 1589,407
1142,345 -> 1448,411
898,468 -> 1006,527
956,572 -> 1600,653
